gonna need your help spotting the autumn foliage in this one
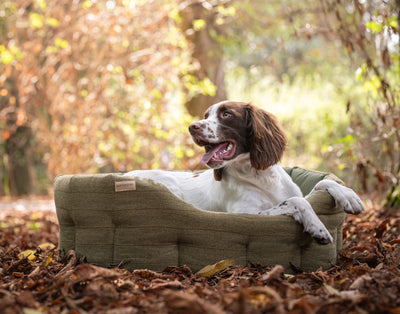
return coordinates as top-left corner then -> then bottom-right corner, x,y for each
1,202 -> 400,313
1,0 -> 399,199
0,0 -> 206,195
1,1 -> 400,312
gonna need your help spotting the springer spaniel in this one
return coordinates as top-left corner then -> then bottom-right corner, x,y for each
126,101 -> 364,244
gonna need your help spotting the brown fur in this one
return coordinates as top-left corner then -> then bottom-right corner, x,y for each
245,104 -> 287,170
213,168 -> 224,181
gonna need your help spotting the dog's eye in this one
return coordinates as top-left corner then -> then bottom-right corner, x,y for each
222,112 -> 232,118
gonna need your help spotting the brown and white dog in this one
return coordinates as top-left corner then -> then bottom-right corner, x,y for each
125,101 -> 364,244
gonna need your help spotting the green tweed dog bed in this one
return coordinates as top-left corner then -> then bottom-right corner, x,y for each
54,167 -> 346,273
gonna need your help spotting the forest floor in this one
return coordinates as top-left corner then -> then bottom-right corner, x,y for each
1,196 -> 400,313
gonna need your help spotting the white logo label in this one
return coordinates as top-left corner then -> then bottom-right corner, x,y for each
115,180 -> 136,192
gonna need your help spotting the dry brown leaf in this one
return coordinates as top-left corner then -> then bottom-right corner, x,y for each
2,203 -> 400,313
349,274 -> 373,290
144,279 -> 183,291
323,283 -> 341,296
259,264 -> 285,283
164,290 -> 225,314
196,259 -> 235,277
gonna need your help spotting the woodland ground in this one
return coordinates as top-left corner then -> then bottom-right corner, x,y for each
0,196 -> 400,313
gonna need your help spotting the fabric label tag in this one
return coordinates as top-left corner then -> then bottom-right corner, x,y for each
115,180 -> 136,192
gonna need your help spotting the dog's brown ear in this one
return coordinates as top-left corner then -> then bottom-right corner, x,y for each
213,168 -> 224,181
245,104 -> 287,170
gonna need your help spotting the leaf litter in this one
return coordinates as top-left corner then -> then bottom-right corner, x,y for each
1,200 -> 400,313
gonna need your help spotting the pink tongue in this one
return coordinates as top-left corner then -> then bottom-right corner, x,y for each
201,143 -> 229,165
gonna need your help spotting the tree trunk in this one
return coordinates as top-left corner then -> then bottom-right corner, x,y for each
1,75 -> 37,196
179,1 -> 227,117
5,122 -> 37,196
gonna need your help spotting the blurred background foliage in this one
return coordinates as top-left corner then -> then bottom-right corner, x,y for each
0,0 -> 399,205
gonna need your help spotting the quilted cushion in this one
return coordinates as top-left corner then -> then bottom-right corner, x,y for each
54,167 -> 346,273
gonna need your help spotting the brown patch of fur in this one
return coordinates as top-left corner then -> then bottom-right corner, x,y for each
213,168 -> 224,181
245,104 -> 287,170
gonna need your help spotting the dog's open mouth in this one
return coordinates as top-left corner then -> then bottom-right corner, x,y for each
199,141 -> 236,165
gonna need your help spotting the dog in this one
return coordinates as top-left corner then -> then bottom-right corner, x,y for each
125,101 -> 364,244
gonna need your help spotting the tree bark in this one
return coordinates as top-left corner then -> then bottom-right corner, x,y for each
5,116 -> 37,196
1,75 -> 37,196
179,1 -> 227,117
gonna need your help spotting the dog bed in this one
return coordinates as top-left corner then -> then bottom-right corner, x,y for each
54,167 -> 346,273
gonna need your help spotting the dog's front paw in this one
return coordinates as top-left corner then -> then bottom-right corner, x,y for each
313,232 -> 333,245
334,185 -> 365,215
306,220 -> 334,245
276,197 -> 334,245
315,180 -> 365,215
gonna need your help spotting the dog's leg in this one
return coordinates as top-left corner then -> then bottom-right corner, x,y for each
307,179 -> 365,215
259,197 -> 333,244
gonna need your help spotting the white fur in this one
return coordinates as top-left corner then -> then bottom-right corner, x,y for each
125,102 -> 365,244
190,101 -> 227,147
203,101 -> 225,137
125,159 -> 364,244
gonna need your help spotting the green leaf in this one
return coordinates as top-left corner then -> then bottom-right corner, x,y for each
199,77 -> 216,96
174,146 -> 184,159
80,89 -> 88,98
389,16 -> 398,29
193,19 -> 206,31
46,17 -> 60,27
366,21 -> 383,33
9,45 -> 23,60
363,75 -> 381,96
169,8 -> 182,24
35,0 -> 47,11
45,46 -> 58,53
0,50 -> 14,65
26,221 -> 42,230
29,12 -> 44,29
355,63 -> 368,81
54,38 -> 69,49
217,5 -> 236,17
334,134 -> 356,145
112,65 -> 123,73
82,0 -> 93,9
216,17 -> 225,26
152,89 -> 162,100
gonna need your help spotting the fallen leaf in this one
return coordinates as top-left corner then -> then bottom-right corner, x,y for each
323,283 -> 341,296
21,309 -> 45,314
16,290 -> 40,308
12,272 -> 25,277
2,201 -> 400,313
144,279 -> 183,291
164,290 -> 225,314
349,274 -> 373,290
196,259 -> 235,277
44,251 -> 53,267
246,286 -> 285,313
259,265 -> 285,283
18,250 -> 36,261
38,242 -> 56,250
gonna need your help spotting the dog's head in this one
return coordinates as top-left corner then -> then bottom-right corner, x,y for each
188,101 -> 287,180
